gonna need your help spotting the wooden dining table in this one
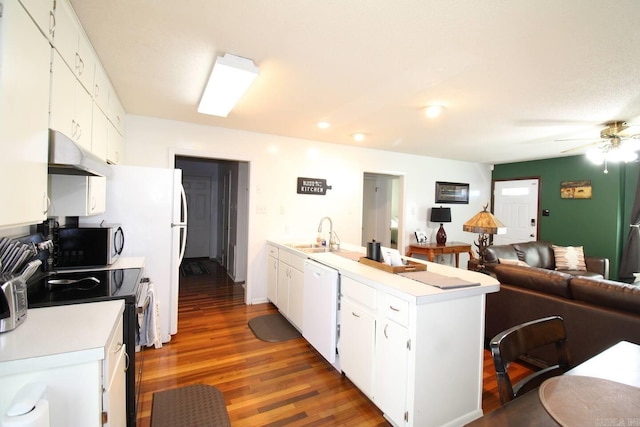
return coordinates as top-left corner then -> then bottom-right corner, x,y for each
466,341 -> 640,426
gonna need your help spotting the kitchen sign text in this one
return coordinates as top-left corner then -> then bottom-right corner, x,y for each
297,177 -> 332,195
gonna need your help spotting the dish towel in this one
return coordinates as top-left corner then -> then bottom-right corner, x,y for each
139,282 -> 163,349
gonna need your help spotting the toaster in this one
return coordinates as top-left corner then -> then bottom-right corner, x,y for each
0,260 -> 41,333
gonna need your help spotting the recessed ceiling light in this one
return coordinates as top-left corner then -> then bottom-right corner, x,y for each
317,121 -> 331,129
352,133 -> 366,142
424,105 -> 444,119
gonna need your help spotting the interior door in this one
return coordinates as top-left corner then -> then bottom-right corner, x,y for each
493,178 -> 540,245
183,176 -> 211,258
222,171 -> 232,270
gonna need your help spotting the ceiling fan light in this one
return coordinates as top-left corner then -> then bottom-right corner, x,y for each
625,151 -> 639,163
586,148 -> 605,164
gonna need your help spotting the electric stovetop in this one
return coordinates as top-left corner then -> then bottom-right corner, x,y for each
27,268 -> 143,308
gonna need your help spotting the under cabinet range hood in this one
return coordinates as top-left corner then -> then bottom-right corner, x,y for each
48,130 -> 111,177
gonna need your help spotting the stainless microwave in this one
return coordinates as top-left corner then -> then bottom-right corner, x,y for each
54,224 -> 124,268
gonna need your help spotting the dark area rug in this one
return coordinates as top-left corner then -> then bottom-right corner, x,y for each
180,260 -> 210,276
248,312 -> 302,342
151,384 -> 230,427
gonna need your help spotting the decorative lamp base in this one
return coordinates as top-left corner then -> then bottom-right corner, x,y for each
436,224 -> 447,245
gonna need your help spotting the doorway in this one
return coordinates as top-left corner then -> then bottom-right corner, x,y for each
362,173 -> 402,249
175,156 -> 249,285
492,178 -> 540,245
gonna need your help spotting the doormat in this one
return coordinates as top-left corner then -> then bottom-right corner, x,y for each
151,384 -> 230,427
180,260 -> 210,276
248,312 -> 302,342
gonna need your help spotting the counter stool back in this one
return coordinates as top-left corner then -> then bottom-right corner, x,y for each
490,315 -> 572,405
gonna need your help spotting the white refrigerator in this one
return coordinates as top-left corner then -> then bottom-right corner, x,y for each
81,165 -> 187,343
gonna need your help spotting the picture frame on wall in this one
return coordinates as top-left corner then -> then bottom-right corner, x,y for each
435,181 -> 469,204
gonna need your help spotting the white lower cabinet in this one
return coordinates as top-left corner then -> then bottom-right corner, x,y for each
272,248 -> 304,330
374,316 -> 409,425
267,245 -> 279,304
339,274 -> 486,426
340,277 -> 409,425
339,298 -> 375,397
0,301 -> 125,427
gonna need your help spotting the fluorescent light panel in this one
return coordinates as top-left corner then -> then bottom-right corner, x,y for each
198,53 -> 259,117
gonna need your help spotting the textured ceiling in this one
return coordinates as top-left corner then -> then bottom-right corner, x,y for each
70,0 -> 640,164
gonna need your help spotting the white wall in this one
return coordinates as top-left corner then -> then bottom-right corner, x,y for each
124,115 -> 492,304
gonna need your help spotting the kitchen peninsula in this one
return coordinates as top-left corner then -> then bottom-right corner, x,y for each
267,241 -> 499,427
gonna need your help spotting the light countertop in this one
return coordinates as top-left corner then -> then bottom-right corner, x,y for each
0,300 -> 124,376
268,240 -> 499,304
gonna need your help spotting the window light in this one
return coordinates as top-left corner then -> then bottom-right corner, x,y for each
198,53 -> 259,117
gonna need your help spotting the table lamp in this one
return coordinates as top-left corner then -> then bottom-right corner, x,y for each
430,207 -> 452,245
463,204 -> 506,268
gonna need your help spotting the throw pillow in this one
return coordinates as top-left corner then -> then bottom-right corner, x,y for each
498,257 -> 529,267
553,245 -> 587,271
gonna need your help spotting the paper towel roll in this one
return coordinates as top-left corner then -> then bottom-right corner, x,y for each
1,399 -> 50,427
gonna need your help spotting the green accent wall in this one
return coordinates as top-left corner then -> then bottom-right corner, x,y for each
493,155 -> 640,281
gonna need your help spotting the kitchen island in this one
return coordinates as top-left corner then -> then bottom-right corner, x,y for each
268,240 -> 499,427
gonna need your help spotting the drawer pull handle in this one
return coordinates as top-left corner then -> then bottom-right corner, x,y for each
384,324 -> 389,339
389,305 -> 400,312
351,312 -> 360,318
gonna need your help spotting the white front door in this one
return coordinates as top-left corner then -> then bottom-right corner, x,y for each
493,178 -> 540,245
183,176 -> 211,258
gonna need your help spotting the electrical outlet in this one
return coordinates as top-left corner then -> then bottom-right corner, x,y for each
256,205 -> 267,214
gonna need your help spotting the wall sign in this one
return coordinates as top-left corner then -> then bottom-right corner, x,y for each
560,180 -> 592,199
297,177 -> 332,195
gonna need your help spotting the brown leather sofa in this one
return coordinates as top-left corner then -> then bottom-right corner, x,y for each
486,263 -> 640,366
482,240 -> 609,279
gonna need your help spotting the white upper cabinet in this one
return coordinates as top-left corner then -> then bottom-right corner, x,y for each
0,0 -> 51,228
50,50 -> 93,151
52,0 -> 95,92
18,0 -> 54,41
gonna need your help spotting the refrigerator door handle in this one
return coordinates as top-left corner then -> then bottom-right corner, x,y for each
173,184 -> 188,264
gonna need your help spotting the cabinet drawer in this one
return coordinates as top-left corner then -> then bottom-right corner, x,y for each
267,244 -> 278,258
379,292 -> 409,326
288,252 -> 306,271
104,314 -> 124,383
341,277 -> 376,309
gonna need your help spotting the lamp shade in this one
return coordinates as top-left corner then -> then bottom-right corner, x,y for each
463,206 -> 506,235
430,207 -> 451,223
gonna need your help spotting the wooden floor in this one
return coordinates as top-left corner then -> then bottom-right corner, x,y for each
136,259 -> 533,426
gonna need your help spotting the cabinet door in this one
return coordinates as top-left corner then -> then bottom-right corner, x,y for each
267,255 -> 278,304
288,266 -> 304,330
19,0 -> 54,40
52,0 -> 78,68
103,344 -> 127,427
374,319 -> 409,425
339,299 -> 375,398
50,175 -> 106,216
276,261 -> 289,314
88,176 -> 107,214
91,104 -> 109,161
75,84 -> 94,151
0,0 -> 50,227
50,51 -> 78,138
106,121 -> 124,164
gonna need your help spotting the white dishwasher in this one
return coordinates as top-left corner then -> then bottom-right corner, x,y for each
303,259 -> 340,368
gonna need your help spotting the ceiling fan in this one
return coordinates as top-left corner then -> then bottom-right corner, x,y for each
559,121 -> 640,173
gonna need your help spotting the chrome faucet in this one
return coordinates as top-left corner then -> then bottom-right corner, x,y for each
317,216 -> 336,251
